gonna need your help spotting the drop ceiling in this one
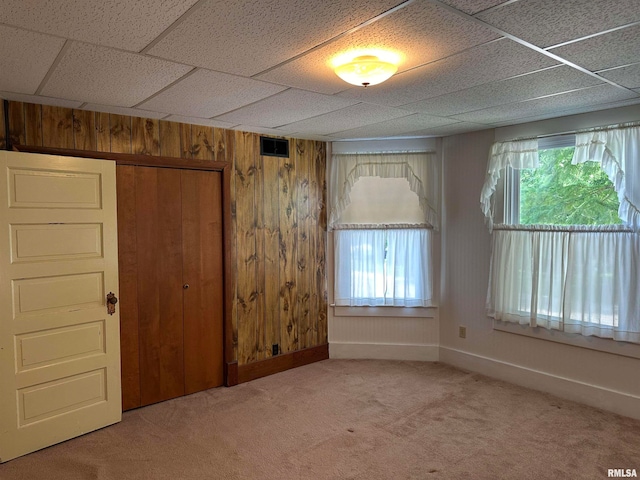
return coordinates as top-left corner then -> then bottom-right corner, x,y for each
1,0 -> 640,141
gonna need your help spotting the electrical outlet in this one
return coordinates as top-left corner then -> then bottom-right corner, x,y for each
272,344 -> 279,356
459,326 -> 467,339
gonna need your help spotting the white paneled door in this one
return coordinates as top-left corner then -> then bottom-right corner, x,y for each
0,151 -> 121,462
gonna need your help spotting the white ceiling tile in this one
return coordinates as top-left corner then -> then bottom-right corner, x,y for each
215,89 -> 359,128
232,125 -> 294,137
598,63 -> 640,89
450,85 -> 639,124
410,122 -> 490,137
281,103 -> 410,136
329,114 -> 458,139
476,0 -> 640,48
147,0 -> 403,76
163,115 -> 239,129
439,0 -> 510,15
0,25 -> 65,94
337,39 -> 558,107
403,66 -> 603,116
0,91 -> 82,109
138,69 -> 287,118
489,98 -> 640,127
0,0 -> 199,52
82,104 -> 168,119
256,1 -> 499,94
40,42 -> 192,107
549,24 -> 640,72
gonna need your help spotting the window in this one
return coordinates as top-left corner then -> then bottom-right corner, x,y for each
481,127 -> 640,344
329,152 -> 438,308
334,227 -> 432,307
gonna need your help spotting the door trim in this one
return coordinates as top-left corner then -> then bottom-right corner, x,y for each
14,145 -> 237,386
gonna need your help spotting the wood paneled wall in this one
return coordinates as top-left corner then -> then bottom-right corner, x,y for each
0,101 -> 328,366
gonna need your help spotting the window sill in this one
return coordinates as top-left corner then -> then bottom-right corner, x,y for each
332,305 -> 437,318
494,320 -> 640,360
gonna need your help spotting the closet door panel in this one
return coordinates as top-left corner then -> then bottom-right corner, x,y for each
136,167 -> 185,406
181,170 -> 224,394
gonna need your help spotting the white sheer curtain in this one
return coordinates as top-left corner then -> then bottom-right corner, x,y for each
573,123 -> 640,228
480,138 -> 538,231
482,124 -> 640,344
487,225 -> 640,343
329,152 -> 439,230
334,228 -> 433,307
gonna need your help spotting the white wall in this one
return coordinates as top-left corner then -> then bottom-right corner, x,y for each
328,137 -> 441,361
440,106 -> 640,420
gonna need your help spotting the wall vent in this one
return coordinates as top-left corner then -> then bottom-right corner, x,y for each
260,136 -> 289,158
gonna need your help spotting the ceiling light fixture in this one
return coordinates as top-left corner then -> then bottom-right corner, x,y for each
334,55 -> 398,87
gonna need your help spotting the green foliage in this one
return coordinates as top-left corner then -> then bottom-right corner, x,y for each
520,147 -> 622,225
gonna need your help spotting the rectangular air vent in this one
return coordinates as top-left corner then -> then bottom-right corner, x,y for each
260,136 -> 289,158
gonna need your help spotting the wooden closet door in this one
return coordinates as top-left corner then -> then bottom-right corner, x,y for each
135,167 -> 185,407
181,170 -> 224,394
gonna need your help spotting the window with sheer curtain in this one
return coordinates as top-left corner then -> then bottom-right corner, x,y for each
330,152 -> 438,307
480,124 -> 640,344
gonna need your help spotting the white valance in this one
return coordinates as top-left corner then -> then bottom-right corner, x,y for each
572,124 -> 640,229
329,152 -> 439,230
480,139 -> 539,231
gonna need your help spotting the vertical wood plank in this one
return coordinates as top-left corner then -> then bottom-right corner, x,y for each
235,131 -> 258,365
110,114 -> 132,154
24,103 -> 43,147
314,141 -> 328,345
263,148 -> 281,357
116,165 -> 141,411
96,112 -> 110,152
136,167 -> 184,406
308,141 -> 319,348
279,138 -> 298,354
0,101 -> 6,149
192,125 -> 215,160
8,101 -> 25,147
254,136 -> 266,360
182,170 -> 225,393
213,128 -> 226,163
159,120 -> 181,158
226,129 -> 239,363
132,117 -> 160,156
180,122 -> 193,159
73,109 -> 97,151
295,140 -> 311,349
42,105 -> 73,148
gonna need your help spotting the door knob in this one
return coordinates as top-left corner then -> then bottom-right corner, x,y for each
106,292 -> 118,315
183,284 -> 190,289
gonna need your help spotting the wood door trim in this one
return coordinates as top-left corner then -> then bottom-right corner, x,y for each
14,144 -> 236,387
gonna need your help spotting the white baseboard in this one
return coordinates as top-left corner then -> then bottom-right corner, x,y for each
439,346 -> 640,421
329,342 -> 439,361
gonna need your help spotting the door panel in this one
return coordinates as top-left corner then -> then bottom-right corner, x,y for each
135,167 -> 185,406
182,170 -> 224,394
0,151 -> 121,463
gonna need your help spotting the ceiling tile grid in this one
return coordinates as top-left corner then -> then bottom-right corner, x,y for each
137,69 -> 288,118
402,65 -> 604,117
146,0 -> 404,77
475,0 -> 640,48
255,1 -> 500,94
549,24 -> 640,72
451,84 -> 639,124
0,0 -> 199,51
2,0 -> 640,140
337,39 -> 559,107
40,42 -> 193,107
214,89 -> 360,128
0,24 -> 65,94
598,63 -> 640,89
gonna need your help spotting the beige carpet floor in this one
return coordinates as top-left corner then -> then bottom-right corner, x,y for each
1,359 -> 639,479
